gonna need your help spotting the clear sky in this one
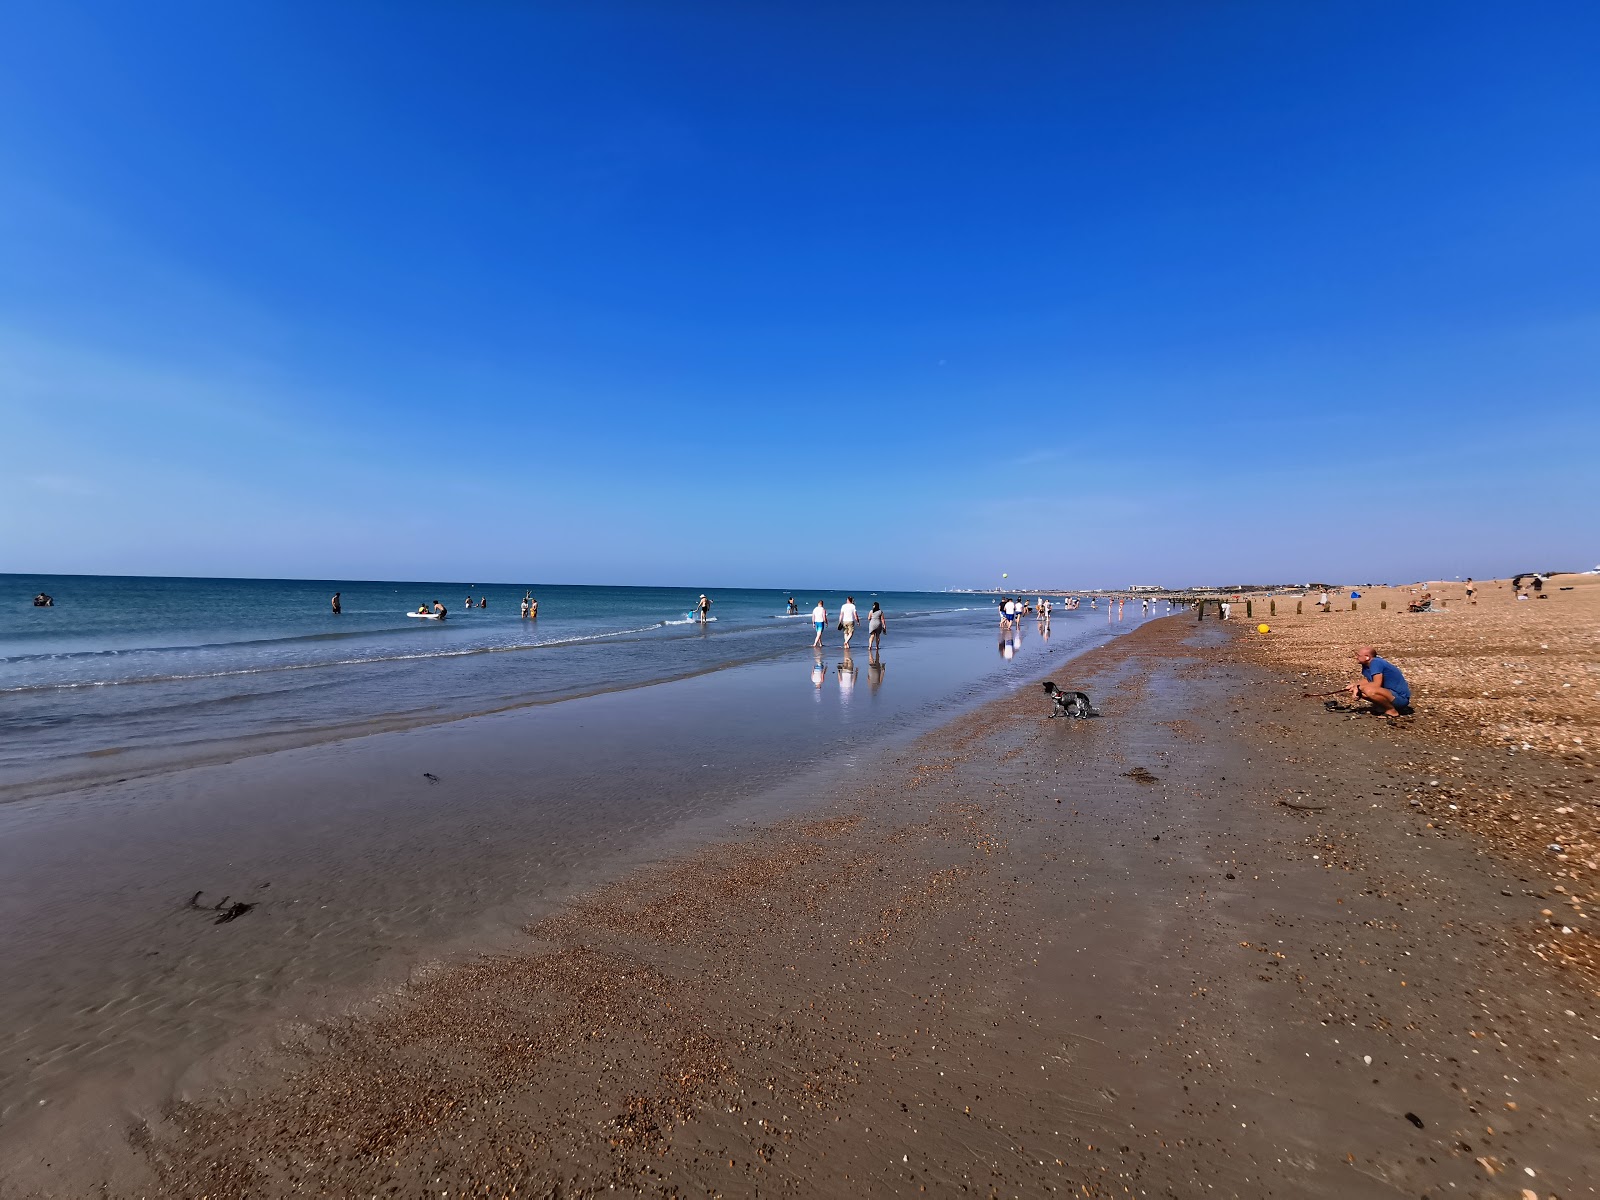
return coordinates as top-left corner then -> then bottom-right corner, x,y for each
3,2 -> 1596,589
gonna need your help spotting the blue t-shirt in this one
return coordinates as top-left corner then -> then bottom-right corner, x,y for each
1362,656 -> 1410,705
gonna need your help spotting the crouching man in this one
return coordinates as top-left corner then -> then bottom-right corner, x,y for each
1347,646 -> 1413,717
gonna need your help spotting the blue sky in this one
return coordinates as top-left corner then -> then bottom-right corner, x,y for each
2,2 -> 1596,589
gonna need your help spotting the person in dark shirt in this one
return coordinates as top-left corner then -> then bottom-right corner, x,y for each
1346,646 -> 1412,717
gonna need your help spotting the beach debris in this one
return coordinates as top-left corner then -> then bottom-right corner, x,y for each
423,772 -> 441,784
1404,1111 -> 1424,1129
185,891 -> 256,924
1278,797 -> 1330,811
1123,767 -> 1159,784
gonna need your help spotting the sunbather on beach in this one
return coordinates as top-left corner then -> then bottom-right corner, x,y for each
1346,646 -> 1412,717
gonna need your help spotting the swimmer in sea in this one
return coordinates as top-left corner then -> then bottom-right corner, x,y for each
697,594 -> 712,623
433,601 -> 447,618
787,596 -> 799,615
331,591 -> 341,615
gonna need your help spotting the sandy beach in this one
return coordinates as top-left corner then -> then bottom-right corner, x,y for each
6,586 -> 1596,1198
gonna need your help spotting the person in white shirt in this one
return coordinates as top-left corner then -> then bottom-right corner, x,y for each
838,596 -> 860,648
1003,597 -> 1017,625
812,601 -> 828,648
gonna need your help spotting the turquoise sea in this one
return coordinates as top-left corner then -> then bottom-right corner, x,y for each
1,575 -> 1148,795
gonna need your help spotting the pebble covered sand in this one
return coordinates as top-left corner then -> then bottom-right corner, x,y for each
1238,573 -> 1600,983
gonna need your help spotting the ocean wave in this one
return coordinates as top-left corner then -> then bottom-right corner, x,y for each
0,624 -> 424,665
0,623 -> 674,694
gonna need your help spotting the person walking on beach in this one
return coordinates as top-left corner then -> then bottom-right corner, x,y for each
839,596 -> 859,648
697,594 -> 713,623
330,591 -> 341,615
866,601 -> 886,651
812,600 -> 828,647
1219,600 -> 1231,621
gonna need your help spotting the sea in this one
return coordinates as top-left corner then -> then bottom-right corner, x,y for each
1,574 -> 1156,798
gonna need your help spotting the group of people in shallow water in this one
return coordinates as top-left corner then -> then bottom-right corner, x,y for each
327,590 -> 543,620
997,594 -> 1173,627
805,596 -> 887,652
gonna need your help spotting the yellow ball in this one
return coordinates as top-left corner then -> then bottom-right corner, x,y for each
1257,623 -> 1271,634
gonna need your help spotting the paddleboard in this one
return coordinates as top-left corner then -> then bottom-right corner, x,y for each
407,611 -> 445,620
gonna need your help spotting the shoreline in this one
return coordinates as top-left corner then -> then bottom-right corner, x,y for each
9,612 -> 1596,1196
0,609 -> 1125,1175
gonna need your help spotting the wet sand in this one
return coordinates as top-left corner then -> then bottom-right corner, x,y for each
9,614 -> 1596,1197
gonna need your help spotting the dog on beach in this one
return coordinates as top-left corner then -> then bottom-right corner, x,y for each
1042,681 -> 1095,719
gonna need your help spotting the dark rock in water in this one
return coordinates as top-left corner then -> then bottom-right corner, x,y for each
1123,767 -> 1159,784
1404,1112 -> 1424,1128
215,902 -> 255,924
423,772 -> 441,784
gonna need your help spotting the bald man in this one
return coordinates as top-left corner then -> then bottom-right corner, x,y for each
1346,646 -> 1412,716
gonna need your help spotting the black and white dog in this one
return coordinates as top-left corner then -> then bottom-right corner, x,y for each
1042,681 -> 1094,719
